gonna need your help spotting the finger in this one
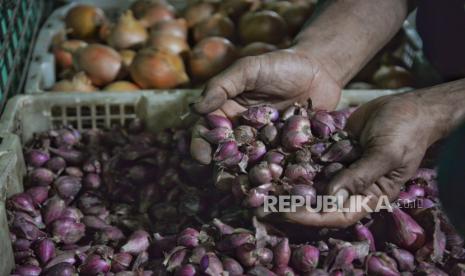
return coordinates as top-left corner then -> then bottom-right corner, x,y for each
213,100 -> 247,122
190,120 -> 212,165
193,58 -> 259,114
326,150 -> 396,196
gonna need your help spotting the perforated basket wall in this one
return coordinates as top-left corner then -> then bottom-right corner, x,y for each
0,0 -> 47,110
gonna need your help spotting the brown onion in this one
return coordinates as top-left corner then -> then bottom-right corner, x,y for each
239,11 -> 288,45
263,1 -> 293,14
119,50 -> 136,68
75,44 -> 122,86
240,42 -> 277,57
136,3 -> 175,28
65,5 -> 105,40
372,65 -> 414,89
219,0 -> 258,20
184,2 -> 215,28
280,2 -> 314,35
116,49 -> 136,79
103,81 -> 140,91
150,19 -> 188,39
130,0 -> 169,17
193,14 -> 235,43
130,48 -> 189,89
53,40 -> 87,70
106,11 -> 148,50
147,34 -> 190,56
51,72 -> 97,92
189,37 -> 237,81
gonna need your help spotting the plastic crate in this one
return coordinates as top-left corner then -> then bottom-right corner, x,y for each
0,89 -> 401,273
0,0 -> 47,110
24,0 -> 193,94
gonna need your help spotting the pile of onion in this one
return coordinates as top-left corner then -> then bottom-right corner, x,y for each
129,48 -> 189,89
74,44 -> 122,86
6,104 -> 463,275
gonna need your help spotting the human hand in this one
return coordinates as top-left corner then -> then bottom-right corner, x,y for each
281,93 -> 442,228
190,49 -> 342,164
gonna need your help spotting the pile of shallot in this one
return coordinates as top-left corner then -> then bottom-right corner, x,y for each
6,121 -> 250,275
197,103 -> 360,209
7,103 -> 465,275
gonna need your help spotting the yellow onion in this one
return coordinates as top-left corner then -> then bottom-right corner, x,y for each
98,20 -> 112,42
106,11 -> 148,50
75,44 -> 122,86
147,34 -> 190,56
279,2 -> 315,35
372,65 -> 414,89
189,37 -> 237,81
103,81 -> 140,91
184,2 -> 216,28
136,3 -> 175,28
51,30 -> 67,47
193,13 -> 235,43
219,0 -> 259,20
51,72 -> 97,92
53,40 -> 88,70
239,10 -> 287,45
130,48 -> 189,89
65,5 -> 106,40
150,18 -> 188,39
263,1 -> 293,14
240,42 -> 277,57
119,50 -> 136,68
116,50 -> 136,80
130,0 -> 169,16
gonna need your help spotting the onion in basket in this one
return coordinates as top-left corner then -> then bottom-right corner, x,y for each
65,5 -> 106,40
129,48 -> 189,89
75,44 -> 122,86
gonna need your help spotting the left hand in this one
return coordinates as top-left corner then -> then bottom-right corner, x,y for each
263,93 -> 441,228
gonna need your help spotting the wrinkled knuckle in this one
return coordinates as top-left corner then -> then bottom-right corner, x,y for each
235,56 -> 256,68
377,148 -> 402,166
344,169 -> 370,192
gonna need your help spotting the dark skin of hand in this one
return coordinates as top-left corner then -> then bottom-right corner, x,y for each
190,0 -> 409,165
190,0 -> 420,228
190,49 -> 341,165
258,79 -> 465,228
275,93 -> 436,228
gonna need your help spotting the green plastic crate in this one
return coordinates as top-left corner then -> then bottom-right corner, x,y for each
0,0 -> 46,112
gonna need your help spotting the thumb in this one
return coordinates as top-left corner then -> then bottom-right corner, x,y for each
327,150 -> 396,197
193,58 -> 259,114
190,120 -> 212,165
